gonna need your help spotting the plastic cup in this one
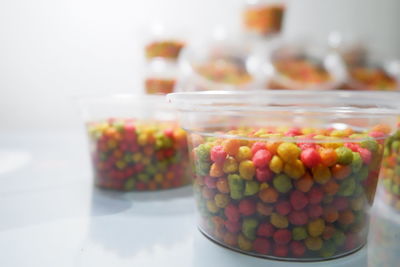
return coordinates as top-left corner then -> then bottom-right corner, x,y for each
167,90 -> 398,261
78,94 -> 190,191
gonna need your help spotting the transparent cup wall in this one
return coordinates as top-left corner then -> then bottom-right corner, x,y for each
169,91 -> 397,261
80,95 -> 190,191
379,123 -> 400,210
242,0 -> 286,37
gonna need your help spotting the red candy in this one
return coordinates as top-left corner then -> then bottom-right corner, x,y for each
252,149 -> 273,168
332,197 -> 349,211
273,244 -> 289,257
204,176 -> 217,189
239,199 -> 256,216
251,142 -> 267,155
257,223 -> 275,237
276,201 -> 292,216
290,241 -> 306,257
344,143 -> 360,152
225,204 -> 240,222
288,210 -> 309,225
307,204 -> 323,219
273,229 -> 292,245
253,238 -> 272,254
307,187 -> 323,204
290,190 -> 309,210
358,148 -> 372,164
211,145 -> 227,164
225,220 -> 241,233
300,148 -> 321,168
255,167 -> 273,182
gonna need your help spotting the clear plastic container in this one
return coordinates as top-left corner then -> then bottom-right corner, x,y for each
242,0 -> 287,38
167,90 -> 398,261
144,59 -> 179,94
379,120 -> 400,211
177,38 -> 265,91
78,94 -> 190,191
265,41 -> 346,90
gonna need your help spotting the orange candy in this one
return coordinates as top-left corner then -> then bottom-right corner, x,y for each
323,206 -> 339,223
322,180 -> 340,195
216,177 -> 230,193
322,224 -> 336,240
257,202 -> 274,216
210,163 -> 224,177
259,187 -> 279,203
295,173 -> 314,192
319,148 -> 338,167
266,141 -> 280,155
331,164 -> 352,180
224,232 -> 238,246
222,139 -> 241,156
338,210 -> 355,225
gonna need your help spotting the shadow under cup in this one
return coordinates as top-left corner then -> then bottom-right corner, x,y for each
167,90 -> 399,261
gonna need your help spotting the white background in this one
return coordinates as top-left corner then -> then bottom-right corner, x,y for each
0,0 -> 399,131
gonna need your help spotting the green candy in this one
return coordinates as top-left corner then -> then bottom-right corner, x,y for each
124,179 -> 135,190
195,144 -> 212,162
273,174 -> 293,193
292,226 -> 308,241
138,173 -> 149,182
320,240 -> 336,258
355,166 -> 369,181
360,138 -> 378,152
351,152 -> 362,173
338,178 -> 356,196
195,161 -> 211,176
332,231 -> 346,246
395,166 -> 400,176
391,140 -> 400,152
244,181 -> 260,196
242,218 -> 258,240
335,147 -> 353,165
113,120 -> 124,132
393,184 -> 400,195
228,174 -> 244,200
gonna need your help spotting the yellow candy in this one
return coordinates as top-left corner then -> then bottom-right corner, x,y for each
277,142 -> 301,162
269,155 -> 283,174
239,160 -> 255,180
283,159 -> 305,179
312,165 -> 331,184
214,194 -> 230,208
305,237 -> 323,251
206,200 -> 219,213
236,146 -> 252,161
307,218 -> 325,237
154,173 -> 164,183
223,156 -> 238,173
270,212 -> 289,229
238,234 -> 253,251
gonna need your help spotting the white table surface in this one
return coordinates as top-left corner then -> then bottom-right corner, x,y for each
0,131 -> 399,267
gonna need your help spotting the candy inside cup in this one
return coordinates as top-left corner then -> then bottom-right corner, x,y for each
168,90 -> 398,261
78,94 -> 190,191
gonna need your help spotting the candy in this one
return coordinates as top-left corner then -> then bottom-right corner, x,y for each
242,218 -> 259,240
290,190 -> 308,210
270,212 -> 289,229
239,160 -> 256,180
190,125 -> 387,259
145,78 -> 175,95
269,155 -> 284,173
239,199 -> 256,216
228,174 -> 244,200
278,143 -> 301,162
273,229 -> 292,245
243,3 -> 285,36
253,238 -> 272,254
273,174 -> 293,193
88,119 -> 189,191
145,40 -> 184,59
252,149 -> 273,168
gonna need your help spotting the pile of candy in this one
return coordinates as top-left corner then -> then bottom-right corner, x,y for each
268,58 -> 332,89
87,118 -> 190,191
380,128 -> 400,210
243,4 -> 285,36
145,40 -> 185,60
145,78 -> 176,94
196,59 -> 253,85
344,67 -> 398,91
190,125 -> 388,259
